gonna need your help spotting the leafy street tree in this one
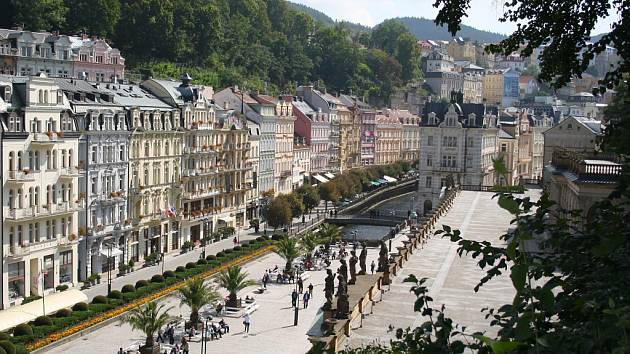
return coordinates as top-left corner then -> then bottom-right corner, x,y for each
274,236 -> 302,272
297,185 -> 321,213
319,183 -> 340,211
120,302 -> 172,352
284,193 -> 305,217
217,266 -> 258,308
177,278 -> 220,326
266,197 -> 292,230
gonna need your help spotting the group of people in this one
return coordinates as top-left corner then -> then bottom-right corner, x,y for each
291,278 -> 315,308
157,323 -> 179,346
205,318 -> 230,340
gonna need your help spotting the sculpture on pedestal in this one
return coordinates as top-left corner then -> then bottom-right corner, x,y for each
348,250 -> 358,284
338,258 -> 348,284
378,240 -> 389,272
323,269 -> 335,310
358,243 -> 367,275
335,273 -> 349,319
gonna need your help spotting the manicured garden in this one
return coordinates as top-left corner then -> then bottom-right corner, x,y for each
3,237 -> 275,353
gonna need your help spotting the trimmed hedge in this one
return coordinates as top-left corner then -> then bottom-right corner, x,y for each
55,309 -> 72,318
196,259 -> 207,265
185,262 -> 196,269
175,266 -> 186,273
121,284 -> 135,293
163,270 -> 176,278
108,290 -> 123,299
233,246 -> 242,252
12,325 -> 32,337
0,334 -> 9,342
135,280 -> 149,289
216,251 -> 225,257
88,303 -> 113,313
71,302 -> 88,311
150,274 -> 164,283
205,255 -> 217,261
0,341 -> 15,354
33,316 -> 52,327
91,295 -> 108,304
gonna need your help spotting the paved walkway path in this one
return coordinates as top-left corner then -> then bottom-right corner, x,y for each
344,189 -> 541,350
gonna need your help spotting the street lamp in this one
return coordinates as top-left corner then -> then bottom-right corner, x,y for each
294,267 -> 300,326
106,242 -> 113,295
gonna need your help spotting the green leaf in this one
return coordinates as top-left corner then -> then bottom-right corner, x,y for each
498,194 -> 520,215
404,274 -> 418,283
506,241 -> 517,260
510,264 -> 527,292
491,340 -> 520,354
537,287 -> 555,312
515,313 -> 532,341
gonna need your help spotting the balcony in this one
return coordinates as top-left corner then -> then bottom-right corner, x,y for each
31,132 -> 62,145
7,238 -> 66,258
6,202 -> 80,221
182,189 -> 222,200
280,170 -> 292,178
59,167 -> 80,179
550,149 -> 621,183
7,170 -> 36,183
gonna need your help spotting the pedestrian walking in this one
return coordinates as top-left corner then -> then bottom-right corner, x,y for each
303,291 -> 310,308
291,289 -> 298,307
308,283 -> 314,296
118,348 -> 124,354
370,260 -> 375,274
243,313 -> 251,333
262,272 -> 268,289
297,277 -> 304,293
181,337 -> 189,354
157,328 -> 164,343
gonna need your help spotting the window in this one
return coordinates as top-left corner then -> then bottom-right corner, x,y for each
59,251 -> 72,283
43,255 -> 54,289
425,176 -> 432,188
501,144 -> 507,152
8,262 -> 25,300
427,154 -> 433,167
427,136 -> 433,146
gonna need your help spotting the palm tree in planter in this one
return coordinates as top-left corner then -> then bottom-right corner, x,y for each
317,223 -> 342,252
217,265 -> 257,308
177,278 -> 220,328
121,301 -> 172,354
301,232 -> 320,269
275,236 -> 302,272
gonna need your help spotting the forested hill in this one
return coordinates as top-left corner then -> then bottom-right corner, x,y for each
287,2 -> 369,32
395,17 -> 506,42
0,0 -> 422,105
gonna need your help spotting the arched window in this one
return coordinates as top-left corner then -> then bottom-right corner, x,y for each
61,184 -> 67,202
34,187 -> 39,206
17,188 -> 23,208
8,189 -> 14,209
8,151 -> 15,171
144,142 -> 150,156
38,90 -> 43,103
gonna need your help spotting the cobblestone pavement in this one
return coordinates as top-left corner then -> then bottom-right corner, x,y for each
344,189 -> 542,350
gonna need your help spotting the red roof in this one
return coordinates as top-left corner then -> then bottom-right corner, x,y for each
519,75 -> 536,84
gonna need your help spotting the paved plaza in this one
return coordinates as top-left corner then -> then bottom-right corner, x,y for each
345,189 -> 541,350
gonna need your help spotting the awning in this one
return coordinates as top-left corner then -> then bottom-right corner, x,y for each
312,175 -> 329,184
218,216 -> 234,223
383,175 -> 398,183
378,179 -> 389,184
0,289 -> 88,332
324,172 -> 335,180
100,247 -> 123,257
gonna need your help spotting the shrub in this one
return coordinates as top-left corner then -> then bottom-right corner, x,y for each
55,309 -> 72,318
151,274 -> 164,283
0,333 -> 9,341
21,295 -> 42,305
216,251 -> 225,258
0,345 -> 7,354
52,317 -> 75,328
185,262 -> 196,269
135,280 -> 149,289
256,236 -> 266,242
209,260 -> 221,267
121,284 -> 135,293
88,303 -> 113,313
72,302 -> 88,311
223,249 -> 233,254
205,255 -> 217,261
233,246 -> 242,252
12,324 -> 32,337
176,266 -> 186,273
197,259 -> 207,265
122,292 -> 138,302
163,270 -> 176,278
32,325 -> 57,339
55,284 -> 68,292
271,234 -> 284,241
0,341 -> 13,354
91,295 -> 108,304
33,316 -> 53,326
107,290 -> 123,299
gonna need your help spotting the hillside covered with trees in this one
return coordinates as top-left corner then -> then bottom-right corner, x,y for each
0,0 -> 422,105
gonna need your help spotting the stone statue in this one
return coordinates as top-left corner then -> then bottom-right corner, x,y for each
338,258 -> 348,284
335,274 -> 349,319
377,240 -> 389,272
358,243 -> 367,275
348,250 -> 358,284
323,269 -> 335,310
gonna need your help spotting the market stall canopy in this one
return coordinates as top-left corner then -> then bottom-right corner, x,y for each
324,172 -> 335,180
0,289 -> 88,332
312,175 -> 330,184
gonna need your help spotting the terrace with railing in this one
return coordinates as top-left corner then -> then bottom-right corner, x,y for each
551,149 -> 622,183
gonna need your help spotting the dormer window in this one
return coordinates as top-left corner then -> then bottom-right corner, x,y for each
468,113 -> 476,126
428,112 -> 437,125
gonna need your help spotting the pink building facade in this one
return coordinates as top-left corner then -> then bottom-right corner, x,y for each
291,96 -> 331,173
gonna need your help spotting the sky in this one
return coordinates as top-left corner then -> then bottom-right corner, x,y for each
290,0 -> 618,36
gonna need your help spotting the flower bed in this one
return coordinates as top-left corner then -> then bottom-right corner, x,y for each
20,239 -> 276,353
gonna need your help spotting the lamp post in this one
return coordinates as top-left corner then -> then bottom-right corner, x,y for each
294,267 -> 300,326
107,243 -> 113,295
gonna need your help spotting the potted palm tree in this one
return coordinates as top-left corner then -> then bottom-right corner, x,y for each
120,302 -> 172,354
317,223 -> 342,252
177,278 -> 220,329
274,236 -> 302,272
217,266 -> 257,308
